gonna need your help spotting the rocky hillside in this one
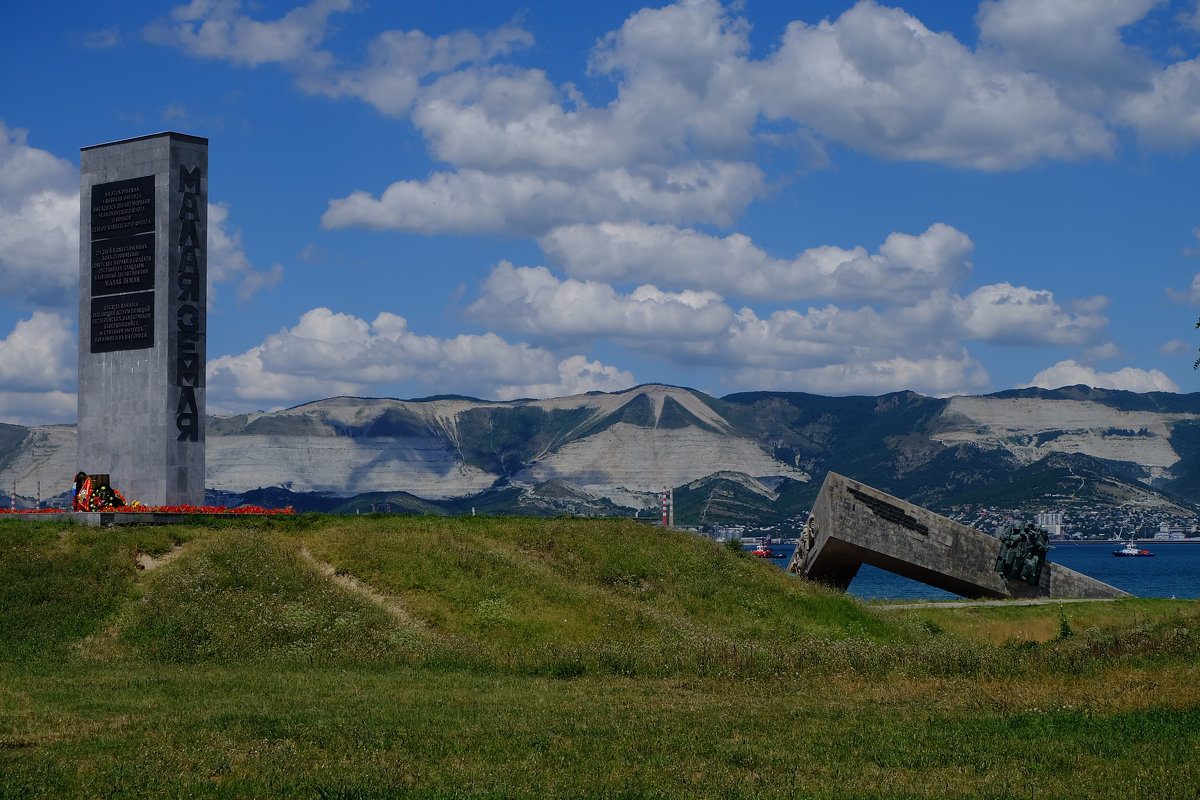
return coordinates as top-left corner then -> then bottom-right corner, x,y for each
2,384 -> 1199,521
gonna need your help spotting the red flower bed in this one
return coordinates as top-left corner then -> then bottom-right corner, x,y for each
111,504 -> 295,515
0,505 -> 293,515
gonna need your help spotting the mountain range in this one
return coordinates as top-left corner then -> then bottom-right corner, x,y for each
3,383 -> 1199,525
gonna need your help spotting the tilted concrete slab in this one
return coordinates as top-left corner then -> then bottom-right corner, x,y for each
787,472 -> 1129,600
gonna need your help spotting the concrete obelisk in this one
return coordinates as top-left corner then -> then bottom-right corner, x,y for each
78,132 -> 207,506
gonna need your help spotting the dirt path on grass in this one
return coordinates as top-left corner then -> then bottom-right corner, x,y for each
135,545 -> 187,571
299,547 -> 424,628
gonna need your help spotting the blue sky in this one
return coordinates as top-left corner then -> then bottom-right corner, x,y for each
3,0 -> 1200,425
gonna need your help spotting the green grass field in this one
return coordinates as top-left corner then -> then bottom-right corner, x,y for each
2,514 -> 1198,798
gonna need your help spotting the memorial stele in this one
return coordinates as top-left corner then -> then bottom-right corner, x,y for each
78,133 -> 207,507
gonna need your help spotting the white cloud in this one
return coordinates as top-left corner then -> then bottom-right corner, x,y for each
958,283 -> 1108,345
306,24 -> 533,117
0,390 -> 76,426
462,254 -> 1110,398
206,202 -> 283,303
1182,2 -> 1200,31
976,0 -> 1161,88
207,306 -> 636,408
540,221 -> 973,303
236,263 -> 285,303
321,162 -> 763,235
1114,57 -> 1200,147
495,355 -> 635,401
1022,359 -> 1180,392
1159,338 -> 1192,356
144,0 -> 356,68
732,353 -> 991,398
466,262 -> 733,340
151,0 -> 1200,179
0,311 -> 77,424
756,1 -> 1115,170
149,0 -> 533,118
83,27 -> 123,49
0,311 -> 75,392
0,123 -> 79,306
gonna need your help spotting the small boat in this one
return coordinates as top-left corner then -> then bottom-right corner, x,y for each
750,545 -> 791,559
1113,541 -> 1154,557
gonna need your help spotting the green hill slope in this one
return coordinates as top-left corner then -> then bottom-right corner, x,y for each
4,515 -> 1200,799
1,515 -> 892,676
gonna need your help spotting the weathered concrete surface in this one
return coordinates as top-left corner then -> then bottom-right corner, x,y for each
787,472 -> 1129,600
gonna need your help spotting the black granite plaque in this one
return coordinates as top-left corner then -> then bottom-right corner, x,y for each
91,233 -> 155,296
91,292 -> 154,353
91,176 -> 155,239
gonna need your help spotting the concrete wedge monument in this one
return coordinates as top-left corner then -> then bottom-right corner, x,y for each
788,473 -> 1129,600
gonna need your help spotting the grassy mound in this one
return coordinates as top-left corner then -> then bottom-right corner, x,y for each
118,528 -> 413,664
3,515 -> 1200,798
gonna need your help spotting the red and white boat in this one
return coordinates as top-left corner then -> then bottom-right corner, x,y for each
1112,541 -> 1154,557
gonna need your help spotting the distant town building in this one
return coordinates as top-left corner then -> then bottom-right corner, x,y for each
1155,521 -> 1196,540
1036,511 -> 1064,537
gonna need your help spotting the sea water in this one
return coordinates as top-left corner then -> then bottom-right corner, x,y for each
751,542 -> 1200,600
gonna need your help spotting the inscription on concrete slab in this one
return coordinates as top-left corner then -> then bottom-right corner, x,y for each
90,176 -> 155,238
849,487 -> 929,535
91,234 -> 155,296
90,292 -> 154,352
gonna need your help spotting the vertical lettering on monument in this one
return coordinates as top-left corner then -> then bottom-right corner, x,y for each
175,163 -> 203,442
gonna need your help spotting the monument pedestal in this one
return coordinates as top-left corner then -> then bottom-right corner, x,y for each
78,133 -> 207,507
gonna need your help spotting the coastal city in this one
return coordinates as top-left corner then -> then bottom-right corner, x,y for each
717,505 -> 1200,545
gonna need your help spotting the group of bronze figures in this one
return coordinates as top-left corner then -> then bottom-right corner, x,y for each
994,521 -> 1050,585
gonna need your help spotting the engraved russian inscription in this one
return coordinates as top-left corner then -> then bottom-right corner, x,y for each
91,234 -> 154,296
849,487 -> 929,536
91,176 -> 154,238
91,292 -> 154,353
175,163 -> 203,442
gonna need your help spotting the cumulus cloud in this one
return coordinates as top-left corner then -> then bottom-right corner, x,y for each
207,307 -> 635,408
0,123 -> 79,306
958,283 -> 1108,345
461,256 -> 1110,397
1159,338 -> 1193,356
1114,57 -> 1200,147
306,24 -> 533,117
756,1 -> 1115,170
144,0 -> 356,68
321,162 -> 763,236
471,257 -> 1108,353
148,0 -> 534,118
1022,359 -> 1181,392
133,1 -> 1200,401
732,353 -> 991,398
206,202 -> 283,303
467,262 -> 733,340
496,355 -> 636,401
0,312 -> 77,424
0,311 -> 75,392
83,27 -> 123,49
976,0 -> 1160,88
540,221 -> 973,304
152,0 -> 1200,185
